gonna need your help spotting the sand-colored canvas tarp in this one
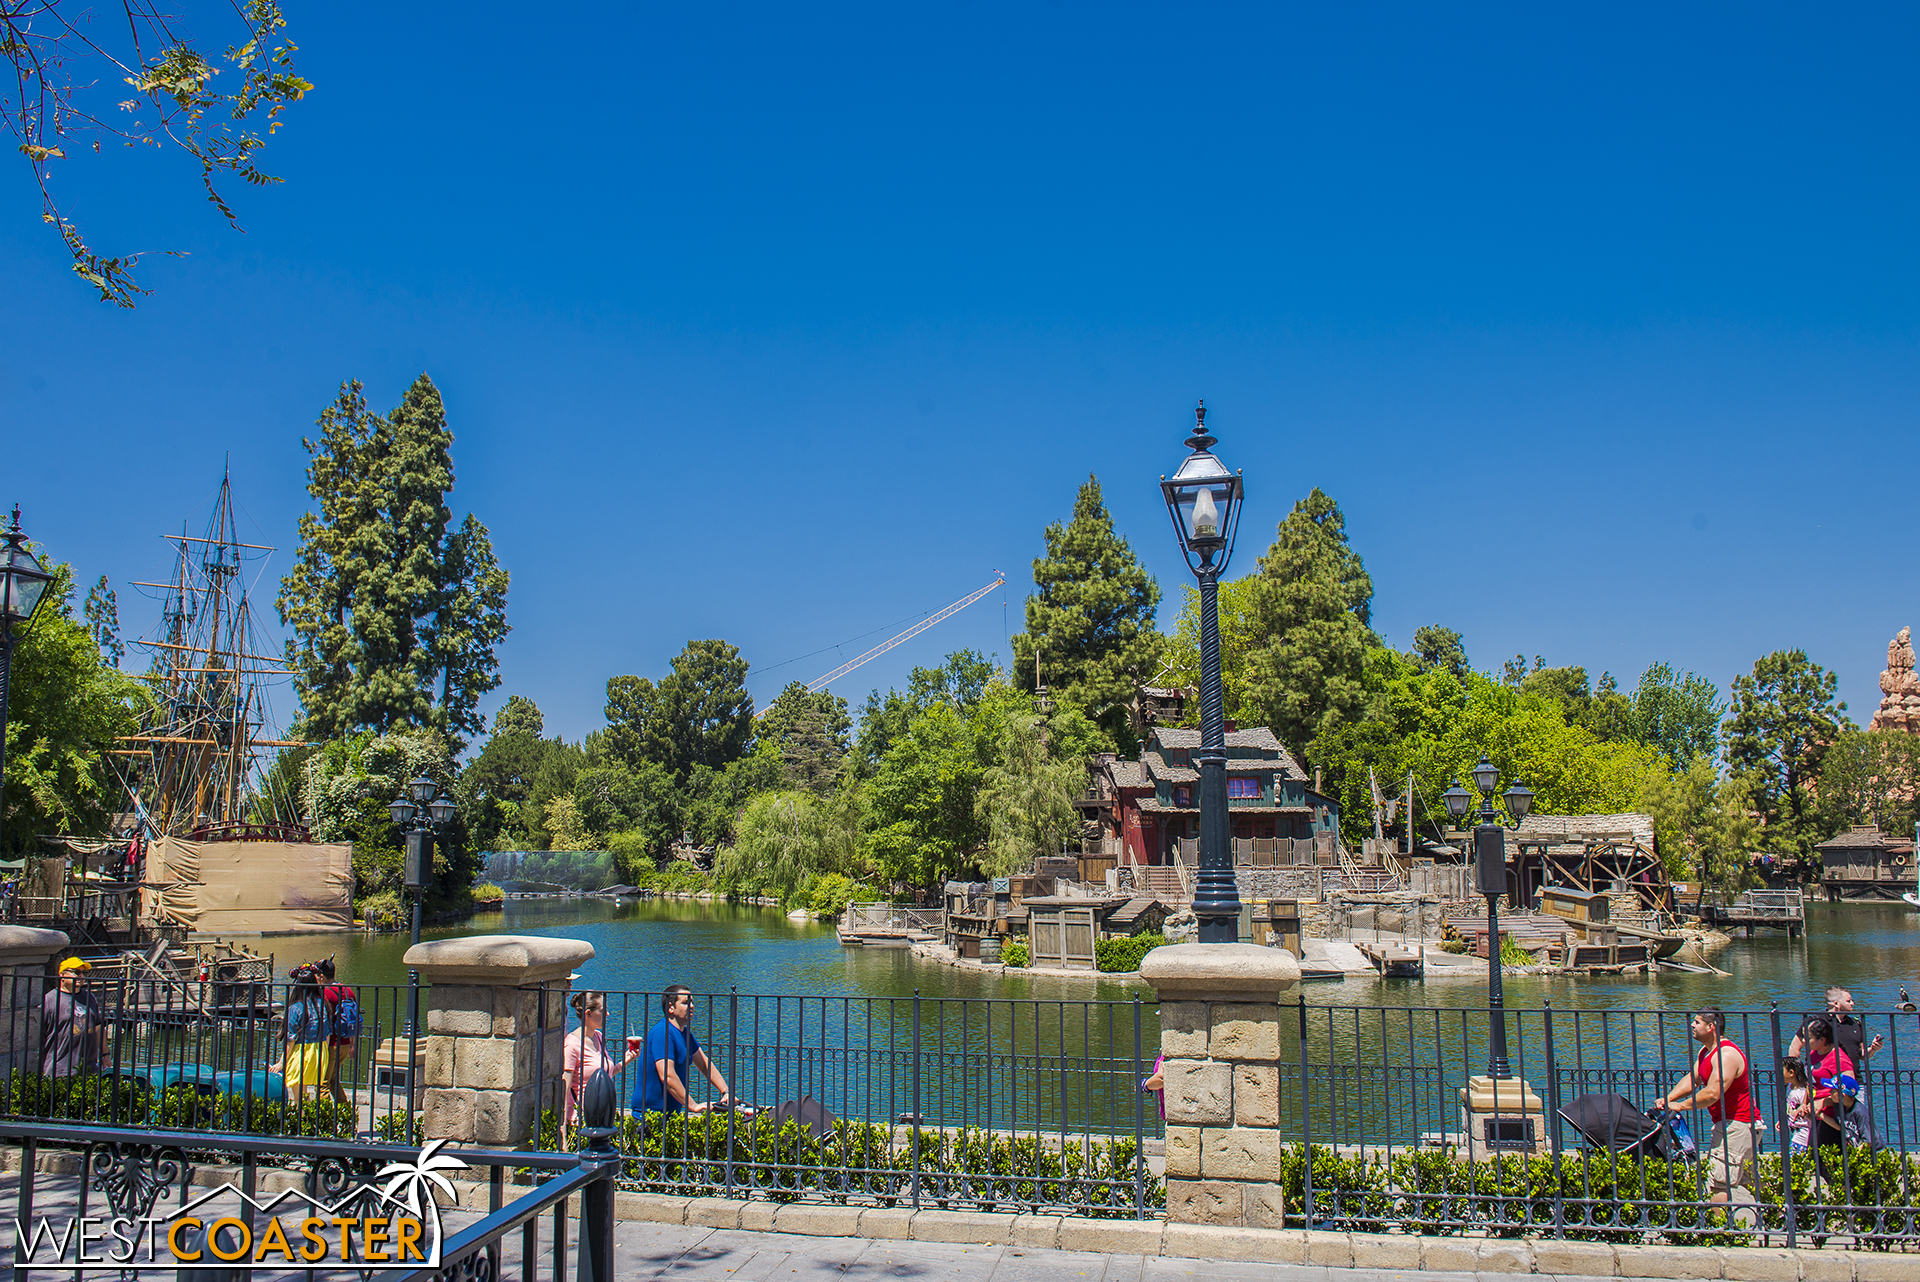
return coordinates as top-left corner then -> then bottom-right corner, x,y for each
145,838 -> 353,933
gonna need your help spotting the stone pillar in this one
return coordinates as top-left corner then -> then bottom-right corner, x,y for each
1139,941 -> 1301,1229
0,927 -> 68,1079
405,934 -> 595,1148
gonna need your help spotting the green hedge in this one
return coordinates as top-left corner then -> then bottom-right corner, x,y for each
540,1109 -> 1159,1217
3,1070 -> 358,1146
1279,1142 -> 1920,1245
1095,933 -> 1166,973
1001,940 -> 1029,967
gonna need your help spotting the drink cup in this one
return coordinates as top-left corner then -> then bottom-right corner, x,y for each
625,1033 -> 643,1054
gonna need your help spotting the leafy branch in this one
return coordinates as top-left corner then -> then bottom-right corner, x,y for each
2,0 -> 311,306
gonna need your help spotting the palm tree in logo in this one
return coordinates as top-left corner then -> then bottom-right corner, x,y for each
376,1138 -> 466,1220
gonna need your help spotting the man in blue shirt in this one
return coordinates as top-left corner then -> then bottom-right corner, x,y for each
634,984 -> 732,1115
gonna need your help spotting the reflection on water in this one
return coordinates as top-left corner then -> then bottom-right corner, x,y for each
264,897 -> 1920,1016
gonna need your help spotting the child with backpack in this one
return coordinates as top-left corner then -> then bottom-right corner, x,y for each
315,956 -> 360,1111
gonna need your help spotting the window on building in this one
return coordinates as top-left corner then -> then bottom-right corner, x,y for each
1227,776 -> 1261,800
1174,786 -> 1192,808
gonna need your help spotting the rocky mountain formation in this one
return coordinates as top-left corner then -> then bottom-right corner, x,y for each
1870,626 -> 1920,733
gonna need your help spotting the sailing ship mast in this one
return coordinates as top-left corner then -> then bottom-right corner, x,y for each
115,470 -> 304,840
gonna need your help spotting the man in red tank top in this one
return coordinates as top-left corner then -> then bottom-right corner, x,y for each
1663,1007 -> 1761,1226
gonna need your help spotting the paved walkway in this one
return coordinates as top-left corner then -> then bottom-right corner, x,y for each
599,1221 -> 1632,1282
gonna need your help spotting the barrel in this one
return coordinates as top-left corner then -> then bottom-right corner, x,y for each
979,936 -> 1003,963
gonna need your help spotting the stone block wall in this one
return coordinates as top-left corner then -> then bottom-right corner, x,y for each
1159,999 -> 1289,1228
420,983 -> 569,1145
404,935 -> 596,1149
1139,941 -> 1302,1231
0,928 -> 70,1080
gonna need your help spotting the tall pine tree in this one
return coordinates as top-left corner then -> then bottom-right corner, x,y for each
1241,487 -> 1376,760
1010,475 -> 1163,737
278,375 -> 510,751
1723,648 -> 1848,857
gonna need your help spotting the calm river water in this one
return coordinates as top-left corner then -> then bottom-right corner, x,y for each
245,898 -> 1920,1142
258,897 -> 1920,1014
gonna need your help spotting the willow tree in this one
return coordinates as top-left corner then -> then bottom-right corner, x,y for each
975,711 -> 1086,876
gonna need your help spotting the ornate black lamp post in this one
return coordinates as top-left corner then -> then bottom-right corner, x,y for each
1443,757 -> 1533,1079
389,776 -> 457,948
1161,402 -> 1246,944
390,776 -> 456,1037
0,507 -> 56,859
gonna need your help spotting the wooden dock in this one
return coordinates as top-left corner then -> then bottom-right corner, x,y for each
1354,939 -> 1424,977
1694,889 -> 1805,937
838,903 -> 944,947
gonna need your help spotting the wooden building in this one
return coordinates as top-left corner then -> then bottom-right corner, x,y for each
1107,726 -> 1341,867
1817,825 -> 1917,901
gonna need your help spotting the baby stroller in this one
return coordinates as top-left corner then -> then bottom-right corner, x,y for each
1558,1092 -> 1694,1160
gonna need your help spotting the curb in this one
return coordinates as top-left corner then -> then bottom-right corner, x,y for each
610,1191 -> 1916,1280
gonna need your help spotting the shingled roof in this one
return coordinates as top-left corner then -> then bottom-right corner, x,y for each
1148,726 -> 1309,781
1818,825 -> 1914,851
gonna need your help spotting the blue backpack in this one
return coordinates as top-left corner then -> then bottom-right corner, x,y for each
326,985 -> 362,1041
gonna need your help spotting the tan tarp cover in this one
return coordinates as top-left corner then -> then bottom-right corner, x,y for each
145,838 -> 354,933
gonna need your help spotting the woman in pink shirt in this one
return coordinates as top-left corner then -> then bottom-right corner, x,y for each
562,990 -> 639,1138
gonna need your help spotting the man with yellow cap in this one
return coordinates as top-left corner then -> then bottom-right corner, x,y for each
42,957 -> 104,1078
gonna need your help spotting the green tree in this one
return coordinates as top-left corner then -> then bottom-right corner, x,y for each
758,683 -> 853,793
1633,755 -> 1760,888
604,639 -> 754,780
719,789 -> 858,904
278,376 -> 510,752
572,758 -> 681,855
459,699 -> 557,851
1815,729 -> 1920,839
299,726 -> 479,917
853,651 -> 997,775
82,576 -> 122,668
1629,663 -> 1725,766
1409,626 -> 1468,678
1240,488 -> 1377,758
543,796 -> 593,852
1,562 -> 149,856
1010,476 -> 1163,738
1308,652 -> 1668,849
1723,649 -> 1848,857
1162,575 -> 1262,726
492,695 -> 544,739
976,710 -> 1087,876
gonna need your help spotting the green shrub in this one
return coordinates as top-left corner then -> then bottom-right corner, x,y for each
799,873 -> 866,917
1498,935 -> 1533,967
1095,933 -> 1166,974
471,881 -> 505,907
1001,940 -> 1029,967
528,1108 -> 1160,1217
359,889 -> 405,929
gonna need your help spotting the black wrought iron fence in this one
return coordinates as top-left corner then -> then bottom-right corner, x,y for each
0,972 -> 425,1142
529,988 -> 1160,1218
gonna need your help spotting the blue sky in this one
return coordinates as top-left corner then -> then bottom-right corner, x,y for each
3,4 -> 1916,747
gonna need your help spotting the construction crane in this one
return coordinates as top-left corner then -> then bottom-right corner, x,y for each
784,575 -> 1007,702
